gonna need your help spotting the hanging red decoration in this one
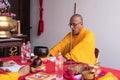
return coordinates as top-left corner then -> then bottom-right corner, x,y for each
37,0 -> 44,36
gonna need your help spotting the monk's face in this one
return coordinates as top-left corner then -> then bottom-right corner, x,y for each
69,16 -> 83,35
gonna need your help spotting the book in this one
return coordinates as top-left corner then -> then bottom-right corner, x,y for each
25,72 -> 56,80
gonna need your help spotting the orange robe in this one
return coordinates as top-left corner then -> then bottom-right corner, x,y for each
50,27 -> 96,64
0,72 -> 20,80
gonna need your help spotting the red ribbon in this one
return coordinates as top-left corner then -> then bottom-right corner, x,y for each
38,0 -> 44,36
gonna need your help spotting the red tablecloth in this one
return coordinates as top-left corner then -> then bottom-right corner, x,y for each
0,56 -> 120,80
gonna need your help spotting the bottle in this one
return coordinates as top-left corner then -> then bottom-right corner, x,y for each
26,41 -> 31,59
21,42 -> 27,63
55,51 -> 63,80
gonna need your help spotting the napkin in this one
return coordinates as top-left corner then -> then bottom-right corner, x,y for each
98,72 -> 118,80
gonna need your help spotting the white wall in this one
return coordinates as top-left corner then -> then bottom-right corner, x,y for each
30,0 -> 120,69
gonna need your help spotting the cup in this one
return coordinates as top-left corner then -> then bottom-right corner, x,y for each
82,70 -> 95,80
49,57 -> 56,62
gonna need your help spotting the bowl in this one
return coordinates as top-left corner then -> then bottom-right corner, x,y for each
82,70 -> 95,80
34,46 -> 49,58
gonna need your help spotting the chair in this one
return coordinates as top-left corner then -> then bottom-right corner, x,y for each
95,48 -> 99,58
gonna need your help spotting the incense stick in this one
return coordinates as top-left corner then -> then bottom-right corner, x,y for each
74,2 -> 76,14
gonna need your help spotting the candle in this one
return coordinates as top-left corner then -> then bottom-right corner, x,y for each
17,20 -> 21,35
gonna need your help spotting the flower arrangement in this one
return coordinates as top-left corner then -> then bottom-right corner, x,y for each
0,0 -> 10,8
0,0 -> 16,17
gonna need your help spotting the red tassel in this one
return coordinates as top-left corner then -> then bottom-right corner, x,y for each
38,20 -> 44,36
38,0 -> 44,36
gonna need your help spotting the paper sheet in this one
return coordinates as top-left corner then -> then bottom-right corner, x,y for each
0,64 -> 23,72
